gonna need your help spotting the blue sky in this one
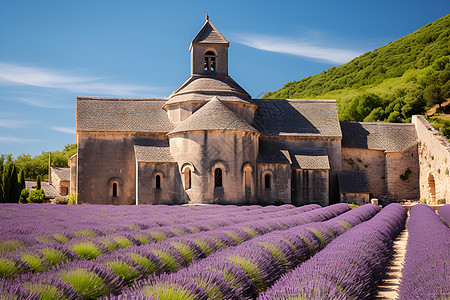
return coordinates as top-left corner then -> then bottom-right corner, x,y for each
0,0 -> 448,158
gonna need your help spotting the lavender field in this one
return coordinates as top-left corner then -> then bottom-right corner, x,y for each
0,203 -> 448,299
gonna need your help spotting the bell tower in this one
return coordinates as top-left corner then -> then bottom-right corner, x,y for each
190,14 -> 229,76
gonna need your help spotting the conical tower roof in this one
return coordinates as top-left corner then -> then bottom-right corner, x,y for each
168,97 -> 259,135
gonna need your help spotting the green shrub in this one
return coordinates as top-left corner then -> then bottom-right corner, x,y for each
19,189 -> 29,203
27,189 -> 45,203
67,194 -> 77,205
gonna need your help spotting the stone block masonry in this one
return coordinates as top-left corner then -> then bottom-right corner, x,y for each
412,115 -> 450,204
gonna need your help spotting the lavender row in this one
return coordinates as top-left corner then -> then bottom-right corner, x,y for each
259,203 -> 406,300
438,203 -> 450,226
0,203 -> 306,255
0,204 -> 346,299
0,203 -> 296,239
0,204 -> 319,281
118,204 -> 376,299
398,203 -> 450,300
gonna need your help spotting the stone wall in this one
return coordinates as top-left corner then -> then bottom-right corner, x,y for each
257,163 -> 291,204
412,115 -> 450,204
385,145 -> 420,200
136,163 -> 184,204
276,137 -> 341,203
291,169 -> 329,206
76,132 -> 162,205
341,148 -> 386,197
69,154 -> 77,195
169,130 -> 259,204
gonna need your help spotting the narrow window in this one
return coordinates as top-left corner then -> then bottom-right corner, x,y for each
156,175 -> 161,189
214,168 -> 222,187
244,167 -> 251,189
185,167 -> 191,190
204,51 -> 216,71
112,182 -> 118,197
265,174 -> 271,189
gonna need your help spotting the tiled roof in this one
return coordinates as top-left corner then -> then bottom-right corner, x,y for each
252,99 -> 341,138
169,97 -> 259,135
165,76 -> 250,107
134,139 -> 176,163
25,181 -> 60,198
258,140 -> 330,169
50,167 -> 70,181
167,93 -> 253,106
340,122 -> 418,152
191,20 -> 229,45
290,148 -> 330,170
337,170 -> 370,194
77,97 -> 173,133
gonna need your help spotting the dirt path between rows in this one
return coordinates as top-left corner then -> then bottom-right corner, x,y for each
374,219 -> 409,300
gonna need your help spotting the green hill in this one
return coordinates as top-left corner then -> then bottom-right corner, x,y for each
264,15 -> 450,131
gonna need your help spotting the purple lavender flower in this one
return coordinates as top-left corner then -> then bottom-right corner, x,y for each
398,203 -> 450,300
438,203 -> 450,226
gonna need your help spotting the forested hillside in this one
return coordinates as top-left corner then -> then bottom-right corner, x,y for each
264,15 -> 449,135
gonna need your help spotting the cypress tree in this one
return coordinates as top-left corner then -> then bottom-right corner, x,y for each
2,164 -> 12,202
18,168 -> 26,191
36,175 -> 41,190
9,164 -> 20,203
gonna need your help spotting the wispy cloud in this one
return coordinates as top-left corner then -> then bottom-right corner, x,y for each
0,119 -> 33,128
0,136 -> 41,143
231,33 -> 362,64
0,62 -> 161,96
15,97 -> 74,109
51,126 -> 75,134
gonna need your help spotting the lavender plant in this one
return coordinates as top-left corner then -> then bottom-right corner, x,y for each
259,203 -> 406,300
398,203 -> 450,300
437,203 -> 450,226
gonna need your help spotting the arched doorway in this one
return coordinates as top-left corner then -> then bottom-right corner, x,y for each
427,173 -> 436,204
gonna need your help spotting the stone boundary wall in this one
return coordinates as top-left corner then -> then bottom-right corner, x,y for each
412,115 -> 450,204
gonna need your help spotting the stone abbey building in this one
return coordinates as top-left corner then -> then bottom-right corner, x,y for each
72,17 -> 429,206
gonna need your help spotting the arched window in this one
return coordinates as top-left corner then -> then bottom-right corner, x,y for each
264,174 -> 271,189
185,167 -> 191,190
155,175 -> 161,189
112,182 -> 118,197
244,166 -> 251,190
204,51 -> 216,71
214,168 -> 223,187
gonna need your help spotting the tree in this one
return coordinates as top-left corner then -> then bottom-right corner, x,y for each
424,84 -> 446,112
36,175 -> 42,190
2,163 -> 21,203
18,168 -> 26,191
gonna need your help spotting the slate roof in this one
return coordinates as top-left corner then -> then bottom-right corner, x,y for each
169,97 -> 259,135
340,122 -> 418,152
258,140 -> 330,169
50,167 -> 70,181
337,170 -> 370,194
165,76 -> 251,107
191,19 -> 229,47
253,99 -> 341,138
134,139 -> 176,163
77,97 -> 173,133
25,181 -> 60,198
